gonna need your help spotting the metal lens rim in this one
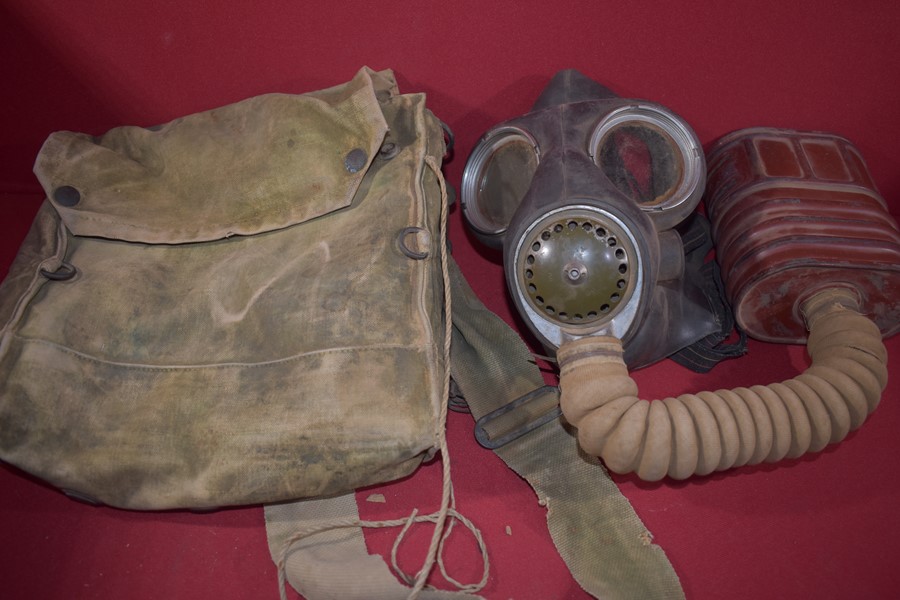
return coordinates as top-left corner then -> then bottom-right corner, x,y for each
588,104 -> 703,214
461,126 -> 540,236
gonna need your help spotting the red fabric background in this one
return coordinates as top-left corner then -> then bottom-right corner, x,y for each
2,2 -> 899,599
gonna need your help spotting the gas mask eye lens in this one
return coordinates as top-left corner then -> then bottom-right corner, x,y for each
589,105 -> 705,230
597,123 -> 683,206
461,128 -> 539,245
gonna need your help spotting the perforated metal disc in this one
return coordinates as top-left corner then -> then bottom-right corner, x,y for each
516,211 -> 636,328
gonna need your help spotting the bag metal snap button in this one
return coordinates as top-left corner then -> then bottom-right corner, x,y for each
344,148 -> 368,173
53,185 -> 81,207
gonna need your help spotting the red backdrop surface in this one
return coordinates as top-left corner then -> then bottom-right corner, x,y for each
1,2 -> 899,599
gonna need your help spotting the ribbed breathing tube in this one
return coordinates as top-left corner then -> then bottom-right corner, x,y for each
557,288 -> 889,481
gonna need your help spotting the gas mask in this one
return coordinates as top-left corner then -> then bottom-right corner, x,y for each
465,71 -> 897,482
462,69 -> 725,369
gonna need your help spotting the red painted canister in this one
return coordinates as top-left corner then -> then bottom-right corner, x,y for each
704,128 -> 900,343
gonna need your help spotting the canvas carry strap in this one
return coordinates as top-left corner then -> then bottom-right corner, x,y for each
448,260 -> 685,600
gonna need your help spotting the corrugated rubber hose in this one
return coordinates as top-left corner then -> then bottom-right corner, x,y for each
557,288 -> 889,481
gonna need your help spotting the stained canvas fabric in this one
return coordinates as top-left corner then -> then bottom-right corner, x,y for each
0,67 -> 449,510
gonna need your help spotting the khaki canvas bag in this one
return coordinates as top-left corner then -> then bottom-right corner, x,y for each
0,67 -> 448,510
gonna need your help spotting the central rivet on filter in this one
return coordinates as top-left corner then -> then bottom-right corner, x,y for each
565,263 -> 586,282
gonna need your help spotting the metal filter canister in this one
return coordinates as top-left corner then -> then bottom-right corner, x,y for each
704,127 -> 900,343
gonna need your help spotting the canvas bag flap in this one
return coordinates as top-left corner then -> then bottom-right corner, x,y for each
32,69 -> 394,244
0,67 -> 448,510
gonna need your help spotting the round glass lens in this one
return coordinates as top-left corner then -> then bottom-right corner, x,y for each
598,123 -> 683,206
476,137 -> 538,231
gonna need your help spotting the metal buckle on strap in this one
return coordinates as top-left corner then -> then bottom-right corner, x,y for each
474,385 -> 561,450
